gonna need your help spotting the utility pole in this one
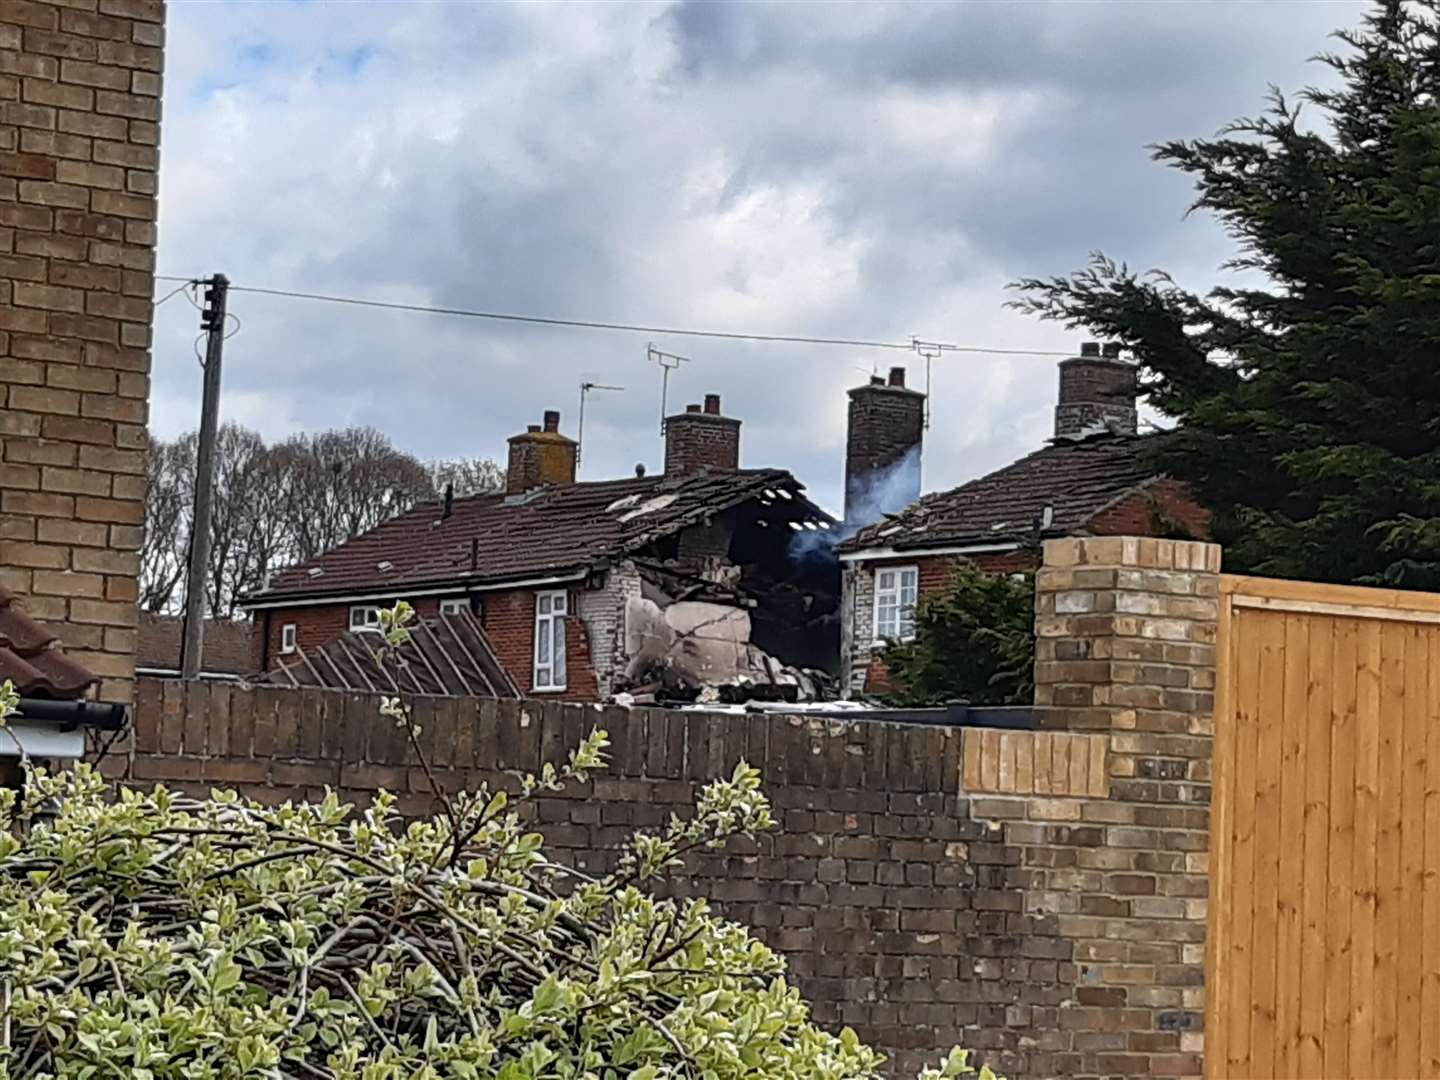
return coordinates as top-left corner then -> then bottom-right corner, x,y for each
180,274 -> 228,679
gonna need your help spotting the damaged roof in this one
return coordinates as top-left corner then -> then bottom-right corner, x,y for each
0,587 -> 98,700
257,610 -> 520,698
137,613 -> 254,677
244,467 -> 828,606
840,433 -> 1168,553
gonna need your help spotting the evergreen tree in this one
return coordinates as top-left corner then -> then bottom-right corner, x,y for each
1014,1 -> 1440,587
882,563 -> 1035,706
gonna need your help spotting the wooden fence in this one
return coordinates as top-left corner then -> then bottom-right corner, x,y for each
1206,575 -> 1440,1078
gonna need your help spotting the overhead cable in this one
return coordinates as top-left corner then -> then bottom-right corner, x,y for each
153,275 -> 1072,358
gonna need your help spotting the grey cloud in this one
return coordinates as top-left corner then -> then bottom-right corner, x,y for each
151,0 -> 1369,516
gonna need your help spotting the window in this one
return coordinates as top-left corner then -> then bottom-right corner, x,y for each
873,565 -> 919,643
280,623 -> 297,654
533,590 -> 568,691
439,598 -> 467,617
349,605 -> 381,632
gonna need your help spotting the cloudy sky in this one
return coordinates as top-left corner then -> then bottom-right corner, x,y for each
151,0 -> 1366,514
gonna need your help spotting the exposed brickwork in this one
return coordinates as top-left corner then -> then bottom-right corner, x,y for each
844,373 -> 924,525
0,0 -> 165,703
664,396 -> 740,475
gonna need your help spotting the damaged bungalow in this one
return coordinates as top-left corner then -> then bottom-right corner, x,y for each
240,397 -> 839,704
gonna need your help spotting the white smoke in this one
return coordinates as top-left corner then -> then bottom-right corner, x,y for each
789,445 -> 921,565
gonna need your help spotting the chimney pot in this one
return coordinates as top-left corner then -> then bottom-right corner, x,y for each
526,424 -> 541,433
686,403 -> 701,413
635,463 -> 646,478
543,409 -> 560,432
1080,341 -> 1101,357
888,367 -> 906,388
703,393 -> 721,415
869,375 -> 884,386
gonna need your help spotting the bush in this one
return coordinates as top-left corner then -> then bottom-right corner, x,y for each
881,562 -> 1035,706
0,676 -> 999,1080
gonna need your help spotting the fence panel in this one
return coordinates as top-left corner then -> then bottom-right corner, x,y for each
1207,575 -> 1440,1078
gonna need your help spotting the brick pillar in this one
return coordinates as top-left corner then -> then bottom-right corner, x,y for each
961,535 -> 1221,1077
0,0 -> 166,703
1040,536 -> 1219,1075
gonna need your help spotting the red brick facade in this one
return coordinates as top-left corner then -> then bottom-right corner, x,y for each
254,587 -> 600,702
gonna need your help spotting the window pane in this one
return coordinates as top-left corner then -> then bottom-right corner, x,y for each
878,570 -> 895,591
554,620 -> 567,685
538,594 -> 551,615
537,627 -> 550,663
900,568 -> 918,590
553,592 -> 567,614
535,667 -> 550,688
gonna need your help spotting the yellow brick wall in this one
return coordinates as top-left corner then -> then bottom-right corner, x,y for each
1,0 -> 165,703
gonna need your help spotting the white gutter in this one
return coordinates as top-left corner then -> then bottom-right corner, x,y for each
240,570 -> 589,611
837,541 -> 1022,563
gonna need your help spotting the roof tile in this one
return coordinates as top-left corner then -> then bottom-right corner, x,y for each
0,587 -> 97,699
247,468 -> 821,604
841,433 -> 1167,552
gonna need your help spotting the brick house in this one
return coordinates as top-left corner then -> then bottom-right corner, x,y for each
240,398 -> 840,703
837,343 -> 1210,695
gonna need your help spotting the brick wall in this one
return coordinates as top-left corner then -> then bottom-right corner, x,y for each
119,534 -> 1223,1079
1,0 -> 164,703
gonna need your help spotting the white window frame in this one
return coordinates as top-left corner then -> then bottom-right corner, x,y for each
349,605 -> 381,632
439,598 -> 467,617
280,623 -> 297,654
873,565 -> 919,644
532,589 -> 568,692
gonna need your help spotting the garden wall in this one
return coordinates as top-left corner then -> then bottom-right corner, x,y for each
110,536 -> 1220,1079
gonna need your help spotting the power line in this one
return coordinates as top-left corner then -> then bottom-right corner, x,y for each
153,275 -> 1073,358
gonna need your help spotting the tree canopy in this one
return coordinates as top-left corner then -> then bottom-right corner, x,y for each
1014,0 -> 1440,587
142,424 -> 503,617
881,563 -> 1035,707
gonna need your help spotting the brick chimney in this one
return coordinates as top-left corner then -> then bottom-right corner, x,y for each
664,393 -> 740,475
1055,341 -> 1138,439
506,410 -> 577,493
844,366 -> 924,526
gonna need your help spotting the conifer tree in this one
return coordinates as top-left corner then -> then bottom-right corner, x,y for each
1015,1 -> 1440,586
